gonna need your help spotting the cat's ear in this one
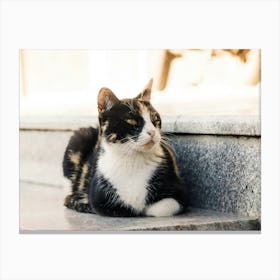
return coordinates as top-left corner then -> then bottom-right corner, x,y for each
136,78 -> 153,102
98,87 -> 120,115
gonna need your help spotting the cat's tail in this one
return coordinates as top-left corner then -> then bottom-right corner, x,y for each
62,127 -> 99,184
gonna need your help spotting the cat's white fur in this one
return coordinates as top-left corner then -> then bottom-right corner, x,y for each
97,143 -> 160,212
145,198 -> 181,217
139,112 -> 161,144
97,112 -> 177,215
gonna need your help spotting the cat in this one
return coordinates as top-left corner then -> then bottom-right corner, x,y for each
62,79 -> 188,217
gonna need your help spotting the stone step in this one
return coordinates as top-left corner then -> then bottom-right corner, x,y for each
20,182 -> 260,232
20,124 -> 261,218
169,134 -> 260,217
20,90 -> 261,229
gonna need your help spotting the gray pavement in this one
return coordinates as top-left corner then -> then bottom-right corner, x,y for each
20,182 -> 260,232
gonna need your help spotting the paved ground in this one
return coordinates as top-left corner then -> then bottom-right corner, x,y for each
20,182 -> 260,232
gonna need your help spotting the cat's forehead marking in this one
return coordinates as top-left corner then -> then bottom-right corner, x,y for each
138,101 -> 151,115
118,98 -> 152,116
121,99 -> 139,113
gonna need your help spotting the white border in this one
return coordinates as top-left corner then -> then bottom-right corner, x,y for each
1,1 -> 280,280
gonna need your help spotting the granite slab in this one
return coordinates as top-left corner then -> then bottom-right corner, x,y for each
169,135 -> 261,217
20,182 -> 260,232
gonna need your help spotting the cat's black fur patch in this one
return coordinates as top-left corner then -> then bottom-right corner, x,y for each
89,174 -> 142,217
100,100 -> 145,143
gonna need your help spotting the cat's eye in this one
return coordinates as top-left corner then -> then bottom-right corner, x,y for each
126,119 -> 137,126
151,113 -> 161,125
154,115 -> 159,121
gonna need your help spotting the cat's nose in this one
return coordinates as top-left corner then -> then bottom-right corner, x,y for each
147,130 -> 155,138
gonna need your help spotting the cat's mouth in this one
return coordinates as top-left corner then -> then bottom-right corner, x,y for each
143,139 -> 155,149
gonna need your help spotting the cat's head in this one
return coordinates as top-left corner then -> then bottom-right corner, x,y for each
97,79 -> 162,153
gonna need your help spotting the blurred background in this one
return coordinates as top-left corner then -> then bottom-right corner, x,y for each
20,49 -> 261,117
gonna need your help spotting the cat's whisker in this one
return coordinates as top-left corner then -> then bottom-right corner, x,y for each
161,136 -> 176,145
160,132 -> 173,138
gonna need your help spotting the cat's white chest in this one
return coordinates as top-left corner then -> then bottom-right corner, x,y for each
97,144 -> 161,212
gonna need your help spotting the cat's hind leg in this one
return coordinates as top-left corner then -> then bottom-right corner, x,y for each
63,127 -> 98,187
63,127 -> 98,214
144,198 -> 182,217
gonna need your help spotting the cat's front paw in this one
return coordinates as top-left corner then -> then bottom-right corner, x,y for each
64,193 -> 93,213
144,198 -> 182,217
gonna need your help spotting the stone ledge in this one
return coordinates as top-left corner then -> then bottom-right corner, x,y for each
20,182 -> 260,232
20,87 -> 261,136
170,135 -> 261,217
20,114 -> 260,136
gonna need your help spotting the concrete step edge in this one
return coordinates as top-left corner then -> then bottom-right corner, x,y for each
20,114 -> 261,136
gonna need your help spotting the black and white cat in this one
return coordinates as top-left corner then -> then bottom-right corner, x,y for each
63,79 -> 188,217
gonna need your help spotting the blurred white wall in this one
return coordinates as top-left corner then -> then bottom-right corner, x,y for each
20,50 -> 91,95
20,50 -> 163,97
20,49 -> 260,117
